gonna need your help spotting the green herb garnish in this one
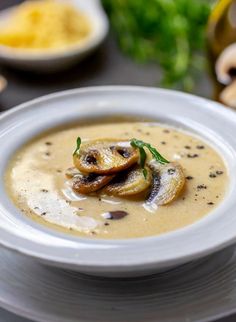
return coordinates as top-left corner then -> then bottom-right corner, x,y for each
131,138 -> 169,178
102,0 -> 213,91
73,137 -> 81,156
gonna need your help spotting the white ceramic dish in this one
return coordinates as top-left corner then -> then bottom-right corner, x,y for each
0,0 -> 108,72
1,86 -> 236,277
0,245 -> 236,322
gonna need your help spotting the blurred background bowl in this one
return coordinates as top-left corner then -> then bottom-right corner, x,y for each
0,0 -> 109,73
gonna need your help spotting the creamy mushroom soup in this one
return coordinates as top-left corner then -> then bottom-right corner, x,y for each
5,121 -> 227,239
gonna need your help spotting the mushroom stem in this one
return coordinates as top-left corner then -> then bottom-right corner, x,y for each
146,172 -> 160,204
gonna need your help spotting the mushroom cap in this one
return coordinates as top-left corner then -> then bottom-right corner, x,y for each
216,43 -> 236,85
73,139 -> 139,174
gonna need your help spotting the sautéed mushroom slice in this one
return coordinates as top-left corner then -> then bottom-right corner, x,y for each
70,137 -> 185,204
104,165 -> 152,196
73,139 -> 139,174
66,167 -> 115,194
147,161 -> 185,205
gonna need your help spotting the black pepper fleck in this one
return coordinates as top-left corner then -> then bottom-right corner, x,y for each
187,153 -> 199,158
184,145 -> 191,150
41,212 -> 47,216
207,202 -> 214,205
45,141 -> 52,146
161,141 -> 166,145
196,145 -> 205,149
216,170 -> 224,175
197,184 -> 207,190
41,189 -> 48,193
209,173 -> 217,178
45,152 -> 51,156
104,222 -> 110,226
186,176 -> 193,180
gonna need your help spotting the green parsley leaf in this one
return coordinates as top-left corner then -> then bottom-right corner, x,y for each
73,137 -> 81,156
131,138 -> 169,178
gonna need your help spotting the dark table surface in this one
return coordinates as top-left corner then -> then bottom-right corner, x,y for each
0,1 -> 234,322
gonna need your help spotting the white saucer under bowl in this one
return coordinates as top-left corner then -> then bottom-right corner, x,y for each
0,86 -> 236,277
0,246 -> 236,322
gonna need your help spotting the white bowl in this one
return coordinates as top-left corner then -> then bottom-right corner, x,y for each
1,86 -> 236,277
0,0 -> 108,72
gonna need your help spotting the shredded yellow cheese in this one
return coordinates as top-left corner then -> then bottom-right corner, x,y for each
0,0 -> 91,51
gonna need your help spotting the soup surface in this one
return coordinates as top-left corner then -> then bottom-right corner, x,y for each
5,121 -> 228,239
